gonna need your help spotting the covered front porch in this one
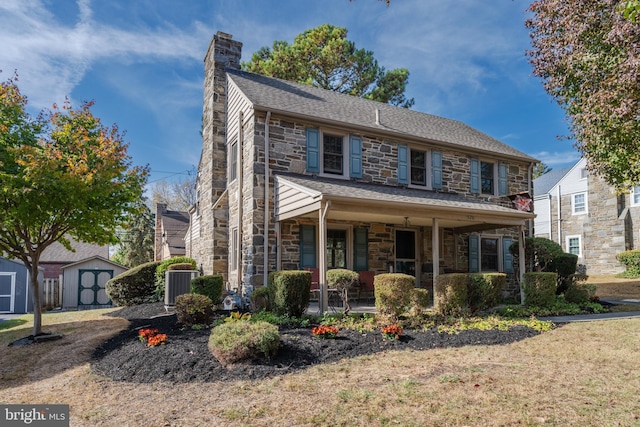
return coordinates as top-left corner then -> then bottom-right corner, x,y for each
273,173 -> 533,312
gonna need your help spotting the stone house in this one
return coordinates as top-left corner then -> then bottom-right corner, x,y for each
533,158 -> 640,274
186,32 -> 537,311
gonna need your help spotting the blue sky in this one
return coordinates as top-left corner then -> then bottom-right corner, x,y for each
0,0 -> 580,186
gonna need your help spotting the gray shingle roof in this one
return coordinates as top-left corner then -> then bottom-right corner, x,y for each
533,164 -> 575,196
161,210 -> 189,254
227,69 -> 537,162
277,173 -> 533,218
39,239 -> 109,263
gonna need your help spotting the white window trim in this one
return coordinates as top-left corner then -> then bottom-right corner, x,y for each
478,234 -> 503,273
230,227 -> 239,272
319,129 -> 349,180
229,140 -> 238,183
566,235 -> 582,258
631,186 -> 640,207
580,168 -> 588,180
480,159 -> 498,196
408,146 -> 433,190
572,192 -> 588,215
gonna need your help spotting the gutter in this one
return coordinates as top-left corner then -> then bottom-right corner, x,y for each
264,111 -> 271,287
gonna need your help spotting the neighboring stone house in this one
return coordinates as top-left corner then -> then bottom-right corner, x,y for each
187,32 -> 537,310
154,203 -> 189,261
533,158 -> 640,274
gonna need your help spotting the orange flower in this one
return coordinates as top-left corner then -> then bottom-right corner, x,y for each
147,333 -> 168,347
311,325 -> 339,339
138,328 -> 158,342
381,324 -> 403,340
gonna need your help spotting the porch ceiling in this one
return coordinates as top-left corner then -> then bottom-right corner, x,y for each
274,173 -> 534,231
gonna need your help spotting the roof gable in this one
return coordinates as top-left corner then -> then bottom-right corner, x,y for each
533,159 -> 585,196
227,69 -> 537,162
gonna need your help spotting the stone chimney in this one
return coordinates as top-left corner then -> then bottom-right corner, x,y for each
188,32 -> 242,275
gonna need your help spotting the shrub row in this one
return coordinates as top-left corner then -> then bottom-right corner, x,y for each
105,260 -> 163,306
434,273 -> 506,316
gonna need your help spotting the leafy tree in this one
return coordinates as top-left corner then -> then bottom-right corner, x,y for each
533,162 -> 552,178
620,0 -> 640,21
0,74 -> 148,336
148,171 -> 196,212
526,0 -> 640,191
243,24 -> 414,108
112,201 -> 155,268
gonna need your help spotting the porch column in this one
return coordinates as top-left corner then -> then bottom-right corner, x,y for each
432,217 -> 439,301
319,201 -> 330,313
519,225 -> 526,305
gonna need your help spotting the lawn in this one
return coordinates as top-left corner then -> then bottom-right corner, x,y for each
1,277 -> 639,426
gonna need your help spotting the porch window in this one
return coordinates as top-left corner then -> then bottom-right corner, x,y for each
326,229 -> 347,269
631,186 -> 640,206
480,237 -> 499,271
468,235 -> 513,273
572,193 -> 587,214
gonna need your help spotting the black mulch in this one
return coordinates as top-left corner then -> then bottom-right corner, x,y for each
90,303 -> 541,384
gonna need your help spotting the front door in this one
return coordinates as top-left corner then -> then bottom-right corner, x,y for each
395,229 -> 416,278
78,269 -> 113,307
0,273 -> 16,313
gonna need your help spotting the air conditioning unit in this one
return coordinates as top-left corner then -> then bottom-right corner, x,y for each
164,270 -> 198,307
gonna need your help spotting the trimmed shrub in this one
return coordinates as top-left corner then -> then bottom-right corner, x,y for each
550,253 -> 578,294
410,288 -> 431,316
251,285 -> 272,311
468,273 -> 506,313
105,260 -> 163,306
155,257 -> 197,300
174,293 -> 214,326
509,237 -> 563,272
374,273 -> 415,319
326,268 -> 359,315
168,262 -> 196,271
272,270 -> 311,317
208,320 -> 280,366
434,274 -> 469,316
522,272 -> 557,307
191,274 -> 224,306
564,280 -> 597,304
616,250 -> 640,278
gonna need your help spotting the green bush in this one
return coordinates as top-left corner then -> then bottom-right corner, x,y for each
105,260 -> 163,306
616,250 -> 640,278
168,262 -> 197,271
563,280 -> 597,304
251,285 -> 272,311
410,288 -> 431,316
550,253 -> 578,294
191,274 -> 224,305
208,320 -> 280,366
174,293 -> 214,326
522,272 -> 557,307
374,273 -> 415,319
468,273 -> 506,313
272,270 -> 311,317
326,268 -> 359,315
509,237 -> 563,272
434,274 -> 469,316
155,257 -> 197,300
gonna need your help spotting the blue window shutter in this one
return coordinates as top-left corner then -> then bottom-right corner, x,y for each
503,237 -> 514,273
306,128 -> 320,173
431,150 -> 442,189
300,224 -> 316,268
353,228 -> 368,271
470,158 -> 480,194
469,235 -> 480,273
350,135 -> 362,179
498,162 -> 508,196
398,144 -> 408,185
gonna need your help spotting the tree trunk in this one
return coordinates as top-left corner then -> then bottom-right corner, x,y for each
28,261 -> 43,336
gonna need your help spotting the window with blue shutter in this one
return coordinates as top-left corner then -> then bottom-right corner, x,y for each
300,224 -> 316,268
502,237 -> 513,273
498,163 -> 508,196
349,135 -> 362,179
306,128 -> 319,173
469,235 -> 480,273
398,144 -> 408,185
470,158 -> 480,194
432,150 -> 442,189
353,228 -> 368,271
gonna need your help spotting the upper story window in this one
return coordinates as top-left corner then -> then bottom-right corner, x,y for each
306,128 -> 362,179
580,168 -> 588,179
572,192 -> 587,215
631,186 -> 640,206
398,145 -> 442,189
470,158 -> 507,196
229,141 -> 238,182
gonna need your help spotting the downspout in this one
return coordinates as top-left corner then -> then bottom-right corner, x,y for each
319,200 -> 331,313
237,111 -> 244,292
547,193 -> 552,240
264,111 -> 271,287
556,184 -> 562,247
528,163 -> 534,237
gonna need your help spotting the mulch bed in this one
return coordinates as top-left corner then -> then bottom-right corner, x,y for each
91,303 -> 541,383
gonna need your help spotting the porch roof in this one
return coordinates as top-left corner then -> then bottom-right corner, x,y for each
274,173 -> 534,232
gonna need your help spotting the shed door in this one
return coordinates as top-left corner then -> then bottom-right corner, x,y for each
0,272 -> 16,313
78,270 -> 113,307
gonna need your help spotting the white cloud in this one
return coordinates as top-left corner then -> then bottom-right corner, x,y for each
532,151 -> 582,167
